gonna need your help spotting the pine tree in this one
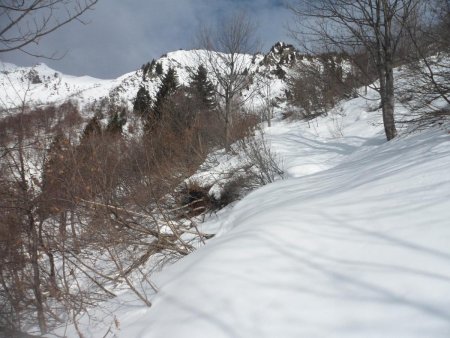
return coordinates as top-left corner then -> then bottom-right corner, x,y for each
155,62 -> 163,76
189,65 -> 216,108
149,59 -> 156,73
133,86 -> 152,117
142,59 -> 157,81
142,62 -> 150,81
141,62 -> 149,73
106,109 -> 127,134
81,116 -> 102,141
153,67 -> 179,120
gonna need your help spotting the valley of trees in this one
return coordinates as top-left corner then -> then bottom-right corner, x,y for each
1,1 -> 450,336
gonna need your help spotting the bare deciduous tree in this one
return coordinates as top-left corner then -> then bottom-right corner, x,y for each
289,0 -> 423,140
196,12 -> 260,151
400,0 -> 450,126
257,75 -> 277,127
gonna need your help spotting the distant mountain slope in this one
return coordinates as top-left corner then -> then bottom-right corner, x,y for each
0,45 -> 278,111
1,42 -> 348,116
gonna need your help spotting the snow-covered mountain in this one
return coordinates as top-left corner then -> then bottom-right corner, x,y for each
0,43 -> 302,114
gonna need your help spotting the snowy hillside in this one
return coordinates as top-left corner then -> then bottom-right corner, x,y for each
52,85 -> 450,337
0,62 -> 118,111
0,44 -> 296,114
2,43 -> 449,338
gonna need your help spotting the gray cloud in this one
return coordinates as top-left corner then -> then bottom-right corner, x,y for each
0,0 -> 293,78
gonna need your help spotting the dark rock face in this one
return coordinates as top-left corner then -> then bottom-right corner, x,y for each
262,42 -> 299,67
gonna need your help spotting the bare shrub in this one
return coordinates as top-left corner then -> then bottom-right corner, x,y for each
0,103 -> 83,145
228,111 -> 260,144
199,128 -> 285,210
211,174 -> 254,208
0,97 -> 215,334
237,129 -> 284,185
177,181 -> 214,217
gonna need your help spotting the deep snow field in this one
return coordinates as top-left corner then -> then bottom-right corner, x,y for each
51,88 -> 450,338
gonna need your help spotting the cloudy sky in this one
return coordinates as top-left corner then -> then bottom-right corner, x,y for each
1,0 -> 293,79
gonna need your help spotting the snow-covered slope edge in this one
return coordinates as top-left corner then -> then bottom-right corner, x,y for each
54,91 -> 450,337
129,131 -> 450,338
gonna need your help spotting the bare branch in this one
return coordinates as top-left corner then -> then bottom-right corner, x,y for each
0,0 -> 98,55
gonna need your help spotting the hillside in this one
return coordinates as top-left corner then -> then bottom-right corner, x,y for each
1,43 -> 450,338
51,85 -> 450,338
0,43 -> 301,114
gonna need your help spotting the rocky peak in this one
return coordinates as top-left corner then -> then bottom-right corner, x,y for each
262,42 -> 299,67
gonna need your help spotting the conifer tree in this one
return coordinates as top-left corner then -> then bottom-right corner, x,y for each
190,65 -> 216,108
141,63 -> 149,73
153,67 -> 179,120
142,63 -> 150,81
106,109 -> 127,134
133,86 -> 152,117
155,62 -> 163,76
81,116 -> 102,141
149,59 -> 156,73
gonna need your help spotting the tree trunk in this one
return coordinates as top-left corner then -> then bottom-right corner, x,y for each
224,95 -> 231,152
382,60 -> 397,140
29,215 -> 46,334
70,210 -> 79,253
382,13 -> 398,141
59,211 -> 67,240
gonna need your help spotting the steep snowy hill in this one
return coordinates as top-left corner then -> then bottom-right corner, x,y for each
52,85 -> 450,338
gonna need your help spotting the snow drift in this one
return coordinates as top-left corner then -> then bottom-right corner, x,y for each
53,88 -> 450,338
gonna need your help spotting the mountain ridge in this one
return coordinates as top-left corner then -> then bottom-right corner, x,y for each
1,42 -> 347,116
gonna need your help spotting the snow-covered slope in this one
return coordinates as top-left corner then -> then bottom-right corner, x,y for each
145,128 -> 450,338
0,45 -> 293,114
0,62 -> 119,110
52,85 -> 450,337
